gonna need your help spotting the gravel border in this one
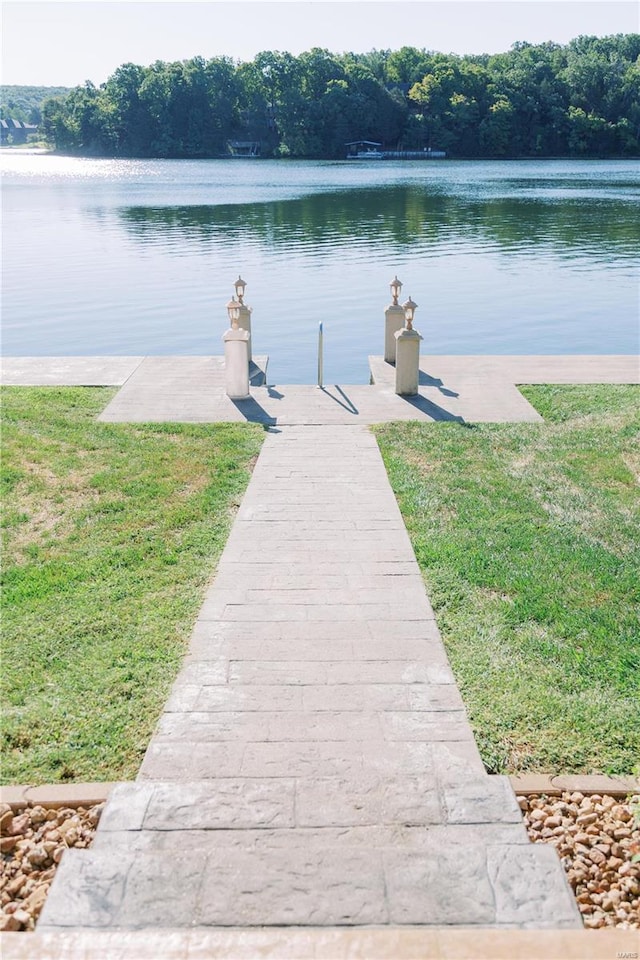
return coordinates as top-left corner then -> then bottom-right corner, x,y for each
521,791 -> 639,929
1,802 -> 104,931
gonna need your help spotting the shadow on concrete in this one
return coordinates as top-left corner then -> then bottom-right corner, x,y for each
231,396 -> 277,426
401,394 -> 466,423
418,370 -> 459,398
320,386 -> 359,415
249,362 -> 267,387
267,385 -> 284,399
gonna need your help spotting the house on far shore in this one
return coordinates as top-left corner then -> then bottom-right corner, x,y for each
227,140 -> 261,158
0,118 -> 39,145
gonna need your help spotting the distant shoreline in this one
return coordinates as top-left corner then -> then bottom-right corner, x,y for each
2,148 -> 639,162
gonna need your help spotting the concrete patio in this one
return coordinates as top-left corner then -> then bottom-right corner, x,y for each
2,353 -> 637,424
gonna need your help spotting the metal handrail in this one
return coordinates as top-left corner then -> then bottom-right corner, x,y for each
317,321 -> 324,388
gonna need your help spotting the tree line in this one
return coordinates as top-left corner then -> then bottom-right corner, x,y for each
40,35 -> 640,159
0,85 -> 70,125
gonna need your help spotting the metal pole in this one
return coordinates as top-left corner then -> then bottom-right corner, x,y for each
317,321 -> 323,388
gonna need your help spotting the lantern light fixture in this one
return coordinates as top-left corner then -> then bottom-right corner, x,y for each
403,296 -> 418,330
234,275 -> 247,304
390,275 -> 403,306
227,296 -> 241,327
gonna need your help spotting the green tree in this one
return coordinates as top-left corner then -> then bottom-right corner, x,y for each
37,35 -> 640,159
386,47 -> 435,85
42,96 -> 76,150
479,96 -> 515,156
104,63 -> 153,155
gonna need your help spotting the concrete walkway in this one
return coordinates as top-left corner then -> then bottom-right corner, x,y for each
3,354 -> 638,424
40,424 -> 580,931
9,353 -> 636,934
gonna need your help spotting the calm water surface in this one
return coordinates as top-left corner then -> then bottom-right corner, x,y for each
2,154 -> 639,383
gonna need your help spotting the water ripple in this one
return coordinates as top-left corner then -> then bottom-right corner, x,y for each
2,156 -> 638,382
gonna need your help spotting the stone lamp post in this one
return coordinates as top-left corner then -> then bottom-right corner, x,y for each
384,275 -> 406,363
223,296 -> 250,399
233,275 -> 252,362
394,295 -> 423,396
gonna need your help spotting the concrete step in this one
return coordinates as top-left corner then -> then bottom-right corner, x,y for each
42,775 -> 582,932
94,777 -> 526,835
39,834 -> 580,929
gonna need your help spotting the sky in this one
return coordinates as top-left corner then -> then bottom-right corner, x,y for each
2,0 -> 639,88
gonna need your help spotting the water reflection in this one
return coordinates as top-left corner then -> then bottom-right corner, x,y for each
2,158 -> 639,381
113,185 -> 638,262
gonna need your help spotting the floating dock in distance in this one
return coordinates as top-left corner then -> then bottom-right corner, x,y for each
346,140 -> 446,159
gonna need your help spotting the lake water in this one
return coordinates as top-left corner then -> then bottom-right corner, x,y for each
2,154 -> 639,383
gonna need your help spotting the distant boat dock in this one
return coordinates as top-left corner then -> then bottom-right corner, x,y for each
346,140 -> 446,160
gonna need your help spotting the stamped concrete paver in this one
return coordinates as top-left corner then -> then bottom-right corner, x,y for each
0,356 -> 144,386
39,422 -> 581,931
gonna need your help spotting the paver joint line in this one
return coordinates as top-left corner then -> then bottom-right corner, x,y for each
36,417 -> 583,932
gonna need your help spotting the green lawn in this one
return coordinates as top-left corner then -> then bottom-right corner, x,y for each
1,387 -> 263,784
374,385 -> 640,776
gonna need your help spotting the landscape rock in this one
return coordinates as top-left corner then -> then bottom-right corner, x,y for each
523,791 -> 639,930
0,800 -> 104,931
0,806 -> 14,832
